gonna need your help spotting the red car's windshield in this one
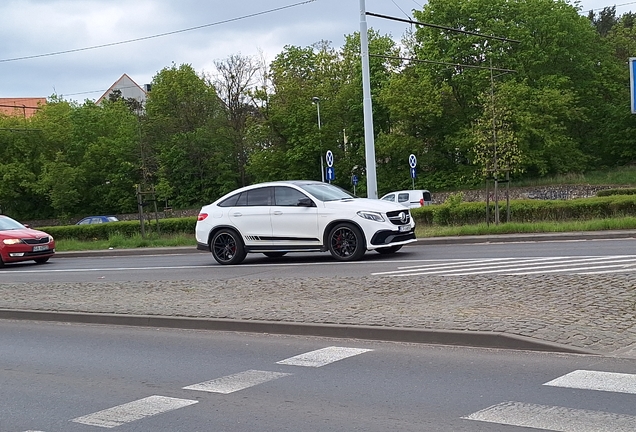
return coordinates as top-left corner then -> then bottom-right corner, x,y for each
0,216 -> 26,231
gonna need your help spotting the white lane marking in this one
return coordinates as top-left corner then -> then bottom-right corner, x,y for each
393,256 -> 547,271
276,346 -> 373,368
70,395 -> 197,428
463,401 -> 636,431
374,255 -> 636,276
183,370 -> 291,394
0,259 -> 435,275
544,370 -> 636,395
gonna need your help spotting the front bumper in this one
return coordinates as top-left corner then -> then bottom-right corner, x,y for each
369,229 -> 416,247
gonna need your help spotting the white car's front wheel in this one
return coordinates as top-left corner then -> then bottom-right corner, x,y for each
328,223 -> 366,261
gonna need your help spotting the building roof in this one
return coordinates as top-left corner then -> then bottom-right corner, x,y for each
0,97 -> 46,118
96,73 -> 148,105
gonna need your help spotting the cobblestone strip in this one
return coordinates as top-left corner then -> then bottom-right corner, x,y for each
1,275 -> 635,353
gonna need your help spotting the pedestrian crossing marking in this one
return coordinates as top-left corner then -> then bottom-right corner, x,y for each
372,255 -> 636,276
544,370 -> 636,395
276,346 -> 373,367
70,395 -> 197,428
183,370 -> 291,394
463,401 -> 636,431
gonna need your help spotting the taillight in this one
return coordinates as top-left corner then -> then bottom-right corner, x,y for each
419,198 -> 424,207
197,213 -> 208,221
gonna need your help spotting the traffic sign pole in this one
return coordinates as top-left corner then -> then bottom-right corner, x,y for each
409,154 -> 417,190
326,150 -> 334,183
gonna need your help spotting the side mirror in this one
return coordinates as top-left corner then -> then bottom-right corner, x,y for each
297,198 -> 315,207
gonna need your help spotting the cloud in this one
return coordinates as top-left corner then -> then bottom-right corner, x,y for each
0,0 -> 625,99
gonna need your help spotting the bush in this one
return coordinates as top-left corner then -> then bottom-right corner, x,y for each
413,196 -> 636,226
597,188 -> 636,197
41,217 -> 197,241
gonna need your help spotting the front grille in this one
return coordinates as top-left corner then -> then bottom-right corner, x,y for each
22,237 -> 50,245
386,210 -> 410,225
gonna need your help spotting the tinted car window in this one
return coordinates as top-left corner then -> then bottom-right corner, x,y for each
218,193 -> 240,207
247,187 -> 273,206
398,193 -> 410,203
299,183 -> 354,201
275,187 -> 310,206
423,191 -> 432,201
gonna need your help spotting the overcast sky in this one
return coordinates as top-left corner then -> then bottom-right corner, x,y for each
0,0 -> 631,101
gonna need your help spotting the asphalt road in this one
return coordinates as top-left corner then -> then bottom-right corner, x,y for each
2,237 -> 636,283
3,319 -> 636,432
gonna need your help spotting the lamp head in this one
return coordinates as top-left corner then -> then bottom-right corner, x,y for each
312,97 -> 320,104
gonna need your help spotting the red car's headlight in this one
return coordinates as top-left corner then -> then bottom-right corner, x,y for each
2,238 -> 22,245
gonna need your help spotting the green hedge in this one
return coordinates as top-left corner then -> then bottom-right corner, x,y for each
412,196 -> 636,226
41,196 -> 636,238
597,188 -> 636,197
41,217 -> 198,240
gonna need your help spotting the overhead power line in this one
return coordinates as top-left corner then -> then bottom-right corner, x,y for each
588,1 -> 636,12
0,0 -> 316,63
366,12 -> 521,44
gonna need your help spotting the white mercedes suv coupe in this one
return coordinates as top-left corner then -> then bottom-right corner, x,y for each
195,180 -> 416,265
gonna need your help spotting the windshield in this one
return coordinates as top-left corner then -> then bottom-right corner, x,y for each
0,216 -> 25,231
298,183 -> 355,202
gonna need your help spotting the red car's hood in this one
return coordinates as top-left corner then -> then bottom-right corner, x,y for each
0,228 -> 50,239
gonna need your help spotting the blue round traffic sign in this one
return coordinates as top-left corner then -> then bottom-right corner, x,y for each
326,150 -> 334,168
409,154 -> 417,169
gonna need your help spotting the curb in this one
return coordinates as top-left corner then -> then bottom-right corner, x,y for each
0,309 -> 598,356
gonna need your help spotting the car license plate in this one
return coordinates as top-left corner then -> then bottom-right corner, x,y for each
33,245 -> 49,252
398,225 -> 410,232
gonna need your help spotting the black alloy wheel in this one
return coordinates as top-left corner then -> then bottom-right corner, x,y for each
211,229 -> 246,265
328,223 -> 366,261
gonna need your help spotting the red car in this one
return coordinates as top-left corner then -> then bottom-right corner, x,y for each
0,215 -> 55,266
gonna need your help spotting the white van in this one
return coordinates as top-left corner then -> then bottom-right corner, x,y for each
380,190 -> 432,208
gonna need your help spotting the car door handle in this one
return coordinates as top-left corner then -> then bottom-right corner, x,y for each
231,212 -> 242,217
272,211 -> 283,216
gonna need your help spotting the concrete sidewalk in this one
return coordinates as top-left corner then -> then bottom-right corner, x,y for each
2,230 -> 636,357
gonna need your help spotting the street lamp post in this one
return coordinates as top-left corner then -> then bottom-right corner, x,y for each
312,97 -> 325,182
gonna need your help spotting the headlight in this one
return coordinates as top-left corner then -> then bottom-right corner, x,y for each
357,211 -> 385,222
2,238 -> 22,245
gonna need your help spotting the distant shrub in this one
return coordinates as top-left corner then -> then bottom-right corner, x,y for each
597,188 -> 636,197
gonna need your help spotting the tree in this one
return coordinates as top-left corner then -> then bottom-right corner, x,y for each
212,54 -> 263,187
144,64 -> 236,207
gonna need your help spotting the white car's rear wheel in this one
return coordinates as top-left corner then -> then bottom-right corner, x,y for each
211,229 -> 246,265
328,223 -> 366,261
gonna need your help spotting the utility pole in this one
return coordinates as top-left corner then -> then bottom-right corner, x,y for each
312,97 -> 325,182
360,0 -> 378,199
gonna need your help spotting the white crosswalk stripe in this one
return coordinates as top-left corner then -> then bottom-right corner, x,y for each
373,255 -> 636,276
463,401 -> 636,432
277,346 -> 373,367
544,370 -> 636,395
464,369 -> 636,430
183,370 -> 292,394
70,395 -> 198,428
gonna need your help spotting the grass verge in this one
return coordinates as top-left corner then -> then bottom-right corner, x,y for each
55,233 -> 195,252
